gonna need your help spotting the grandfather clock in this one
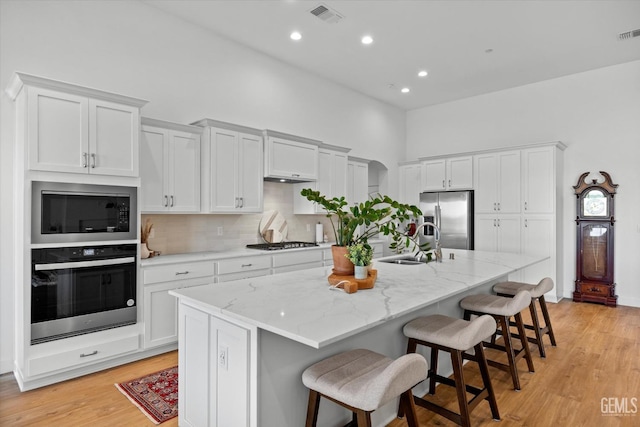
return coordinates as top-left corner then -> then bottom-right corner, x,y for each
573,171 -> 617,306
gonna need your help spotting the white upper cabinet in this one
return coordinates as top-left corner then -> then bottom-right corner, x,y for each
522,146 -> 556,214
293,146 -> 349,214
398,163 -> 422,206
7,73 -> 147,177
421,156 -> 473,191
347,158 -> 369,205
140,119 -> 202,213
263,131 -> 319,181
195,120 -> 263,213
474,151 -> 520,214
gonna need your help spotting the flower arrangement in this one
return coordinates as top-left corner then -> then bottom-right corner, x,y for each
345,243 -> 374,267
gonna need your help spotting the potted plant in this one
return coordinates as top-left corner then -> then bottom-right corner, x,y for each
300,188 -> 431,274
346,243 -> 373,279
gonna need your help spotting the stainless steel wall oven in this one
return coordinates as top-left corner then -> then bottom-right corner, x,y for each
31,244 -> 137,344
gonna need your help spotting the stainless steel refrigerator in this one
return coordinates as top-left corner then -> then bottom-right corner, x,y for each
419,191 -> 474,250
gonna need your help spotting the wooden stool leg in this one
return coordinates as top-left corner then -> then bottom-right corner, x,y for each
539,296 -> 557,346
515,312 -> 535,373
399,390 -> 420,427
305,390 -> 321,427
429,347 -> 439,394
356,409 -> 372,427
529,299 -> 546,357
475,343 -> 500,421
451,349 -> 472,427
498,316 -> 521,391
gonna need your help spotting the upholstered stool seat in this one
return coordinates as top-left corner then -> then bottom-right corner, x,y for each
402,314 -> 500,427
302,348 -> 427,427
460,290 -> 535,391
493,277 -> 557,357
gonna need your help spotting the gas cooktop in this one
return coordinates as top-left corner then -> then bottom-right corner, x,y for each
246,241 -> 318,251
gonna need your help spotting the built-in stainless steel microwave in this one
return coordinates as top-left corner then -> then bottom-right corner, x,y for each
31,181 -> 137,244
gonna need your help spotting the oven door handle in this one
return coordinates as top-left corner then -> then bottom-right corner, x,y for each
34,257 -> 136,271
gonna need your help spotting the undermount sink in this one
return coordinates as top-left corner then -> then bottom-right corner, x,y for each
378,256 -> 424,265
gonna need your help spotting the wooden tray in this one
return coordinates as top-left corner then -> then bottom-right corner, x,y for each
328,269 -> 377,290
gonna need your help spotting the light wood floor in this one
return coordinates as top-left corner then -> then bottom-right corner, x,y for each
1,300 -> 638,426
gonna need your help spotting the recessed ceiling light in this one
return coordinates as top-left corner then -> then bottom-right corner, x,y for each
401,87 -> 410,93
290,31 -> 302,41
361,35 -> 373,45
418,70 -> 428,77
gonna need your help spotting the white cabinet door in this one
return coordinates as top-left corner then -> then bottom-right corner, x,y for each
140,126 -> 169,212
497,151 -> 521,213
333,152 -> 348,199
474,151 -> 520,214
238,133 -> 264,212
89,99 -> 139,177
265,137 -> 318,181
422,157 -> 472,192
27,87 -> 89,173
294,150 -> 348,214
210,128 -> 240,212
522,215 -> 554,285
348,160 -> 368,205
169,130 -> 201,212
399,164 -> 422,206
475,215 -> 498,251
446,156 -> 473,190
475,214 -> 520,253
522,147 -> 554,214
422,159 -> 446,191
474,154 -> 499,214
140,124 -> 201,213
143,281 -> 179,349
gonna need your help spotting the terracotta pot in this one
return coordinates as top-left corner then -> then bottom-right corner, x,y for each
331,245 -> 354,275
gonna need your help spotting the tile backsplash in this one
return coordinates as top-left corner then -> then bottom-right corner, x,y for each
142,182 -> 334,255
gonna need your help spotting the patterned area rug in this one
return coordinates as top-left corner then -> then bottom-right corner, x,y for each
115,366 -> 178,424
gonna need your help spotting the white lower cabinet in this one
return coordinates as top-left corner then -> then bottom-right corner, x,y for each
475,214 -> 521,253
178,303 -> 252,427
272,251 -> 323,274
521,215 -> 555,284
142,260 -> 215,349
217,255 -> 271,282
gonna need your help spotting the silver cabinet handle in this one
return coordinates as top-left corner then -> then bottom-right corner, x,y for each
90,153 -> 96,168
493,219 -> 497,227
497,219 -> 500,227
493,202 -> 497,211
80,350 -> 98,358
524,201 -> 528,211
292,174 -> 300,177
170,195 -> 174,207
164,195 -> 169,207
235,197 -> 239,208
442,180 -> 445,188
525,219 -> 528,228
497,202 -> 501,211
175,271 -> 189,275
448,179 -> 451,187
82,152 -> 88,168
241,263 -> 253,267
239,197 -> 244,208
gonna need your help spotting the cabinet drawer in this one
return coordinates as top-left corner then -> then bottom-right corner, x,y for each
217,255 -> 271,275
272,251 -> 323,268
29,334 -> 139,377
579,282 -> 611,297
217,269 -> 270,283
143,261 -> 215,285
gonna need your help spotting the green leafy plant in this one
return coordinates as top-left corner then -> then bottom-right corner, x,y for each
345,243 -> 374,267
300,188 -> 431,260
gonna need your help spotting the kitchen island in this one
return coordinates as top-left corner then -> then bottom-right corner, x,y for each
170,249 -> 546,427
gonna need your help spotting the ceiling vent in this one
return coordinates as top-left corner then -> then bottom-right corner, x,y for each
309,4 -> 344,24
618,28 -> 640,40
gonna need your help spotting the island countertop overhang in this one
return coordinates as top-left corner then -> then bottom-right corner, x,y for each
170,250 -> 547,349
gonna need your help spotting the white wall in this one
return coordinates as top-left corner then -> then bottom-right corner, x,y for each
0,1 -> 405,373
407,60 -> 640,307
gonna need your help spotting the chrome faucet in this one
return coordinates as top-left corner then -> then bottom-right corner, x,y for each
421,221 -> 442,263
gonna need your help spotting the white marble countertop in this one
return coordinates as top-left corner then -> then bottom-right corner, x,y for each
170,249 -> 546,349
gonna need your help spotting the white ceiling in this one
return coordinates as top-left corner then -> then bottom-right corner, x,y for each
144,0 -> 640,111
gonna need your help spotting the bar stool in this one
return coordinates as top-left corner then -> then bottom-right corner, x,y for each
302,348 -> 427,427
402,314 -> 500,427
493,277 -> 557,358
459,290 -> 535,391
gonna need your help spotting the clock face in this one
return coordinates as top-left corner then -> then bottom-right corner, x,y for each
583,190 -> 607,217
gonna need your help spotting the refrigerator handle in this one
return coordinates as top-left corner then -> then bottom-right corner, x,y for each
435,205 -> 442,229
